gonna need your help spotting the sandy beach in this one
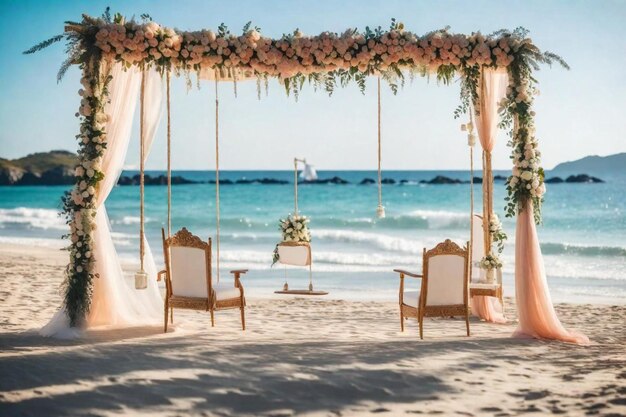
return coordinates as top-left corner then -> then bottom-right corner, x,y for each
0,243 -> 623,416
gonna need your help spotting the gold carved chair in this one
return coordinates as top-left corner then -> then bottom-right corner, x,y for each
158,227 -> 247,332
394,239 -> 471,339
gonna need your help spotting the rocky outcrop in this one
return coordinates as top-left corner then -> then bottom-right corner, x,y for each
420,175 -> 465,185
565,174 -> 604,183
0,150 -> 77,185
360,178 -> 376,185
117,174 -> 199,185
235,178 -> 289,185
302,176 -> 349,184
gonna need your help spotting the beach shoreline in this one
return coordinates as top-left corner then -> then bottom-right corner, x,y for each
0,243 -> 624,416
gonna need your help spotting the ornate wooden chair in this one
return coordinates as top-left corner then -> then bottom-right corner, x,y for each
394,239 -> 471,339
158,227 -> 247,332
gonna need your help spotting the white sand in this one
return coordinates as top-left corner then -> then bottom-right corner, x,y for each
0,243 -> 624,416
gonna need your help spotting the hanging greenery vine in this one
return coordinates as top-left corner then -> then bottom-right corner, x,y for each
26,10 -> 567,327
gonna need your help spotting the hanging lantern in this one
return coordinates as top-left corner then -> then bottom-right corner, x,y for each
376,204 -> 386,218
468,132 -> 477,147
135,270 -> 148,289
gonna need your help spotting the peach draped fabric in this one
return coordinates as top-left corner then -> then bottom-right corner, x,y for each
472,68 -> 508,323
514,202 -> 589,344
474,69 -> 508,153
471,292 -> 507,324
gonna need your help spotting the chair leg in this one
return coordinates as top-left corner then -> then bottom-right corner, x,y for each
164,303 -> 169,333
210,308 -> 215,327
419,315 -> 424,340
170,307 -> 173,324
465,311 -> 471,337
400,309 -> 404,332
240,305 -> 246,331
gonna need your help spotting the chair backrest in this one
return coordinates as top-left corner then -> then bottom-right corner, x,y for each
422,239 -> 469,307
162,228 -> 211,299
471,214 -> 485,282
277,242 -> 311,266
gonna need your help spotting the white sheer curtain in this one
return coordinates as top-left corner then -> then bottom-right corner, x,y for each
41,64 -> 163,337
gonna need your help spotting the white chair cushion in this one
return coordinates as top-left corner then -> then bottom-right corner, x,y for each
402,290 -> 421,308
170,246 -> 208,298
427,254 -> 466,306
469,283 -> 499,290
214,282 -> 240,300
277,245 -> 310,266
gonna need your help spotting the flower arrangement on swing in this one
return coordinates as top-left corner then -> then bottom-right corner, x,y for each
272,214 -> 311,265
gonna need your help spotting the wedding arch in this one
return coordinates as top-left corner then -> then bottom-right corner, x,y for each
28,9 -> 587,343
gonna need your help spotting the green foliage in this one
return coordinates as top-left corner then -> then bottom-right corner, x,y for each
23,34 -> 65,55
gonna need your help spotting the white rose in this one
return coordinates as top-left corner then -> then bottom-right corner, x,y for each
520,171 -> 533,181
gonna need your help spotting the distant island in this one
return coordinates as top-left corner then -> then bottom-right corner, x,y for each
552,152 -> 626,175
0,150 -> 76,185
0,149 -> 618,186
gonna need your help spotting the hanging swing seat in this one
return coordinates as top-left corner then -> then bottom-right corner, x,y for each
468,213 -> 504,302
274,242 -> 328,296
274,289 -> 329,295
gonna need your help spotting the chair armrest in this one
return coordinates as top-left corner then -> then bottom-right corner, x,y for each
230,269 -> 247,290
393,269 -> 422,278
157,269 -> 167,281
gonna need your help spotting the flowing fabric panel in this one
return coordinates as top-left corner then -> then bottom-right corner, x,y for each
514,202 -> 589,344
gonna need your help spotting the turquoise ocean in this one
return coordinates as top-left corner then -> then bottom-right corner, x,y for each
1,169 -> 625,304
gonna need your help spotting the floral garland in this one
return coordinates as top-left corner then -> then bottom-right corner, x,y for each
26,10 -> 567,326
489,213 -> 507,254
62,59 -> 112,326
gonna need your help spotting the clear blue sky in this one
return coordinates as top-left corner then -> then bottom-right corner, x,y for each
0,0 -> 624,170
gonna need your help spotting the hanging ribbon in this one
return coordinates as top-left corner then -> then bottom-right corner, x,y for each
214,76 -> 221,283
139,70 -> 146,272
376,77 -> 385,218
166,69 -> 172,237
294,158 -> 299,216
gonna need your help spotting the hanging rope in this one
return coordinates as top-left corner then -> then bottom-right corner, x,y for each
376,77 -> 385,218
139,70 -> 146,272
166,69 -> 172,237
479,71 -> 493,255
468,114 -> 475,253
294,158 -> 299,216
214,77 -> 221,283
468,103 -> 479,247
